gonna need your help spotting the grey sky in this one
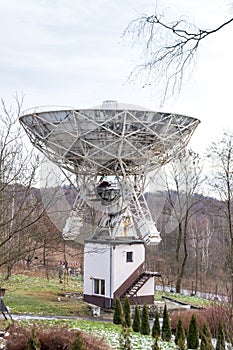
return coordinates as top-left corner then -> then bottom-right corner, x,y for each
1,0 -> 233,154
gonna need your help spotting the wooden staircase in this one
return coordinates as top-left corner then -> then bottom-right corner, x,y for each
114,261 -> 162,303
120,271 -> 159,301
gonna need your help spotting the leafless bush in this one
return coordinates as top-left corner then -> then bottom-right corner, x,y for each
5,324 -> 30,350
170,303 -> 233,344
5,324 -> 112,350
36,325 -> 71,349
80,331 -> 112,350
170,309 -> 206,334
201,303 -> 233,342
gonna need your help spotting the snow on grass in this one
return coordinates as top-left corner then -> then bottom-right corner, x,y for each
18,319 -> 177,349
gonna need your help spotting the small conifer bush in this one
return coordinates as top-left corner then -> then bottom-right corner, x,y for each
187,313 -> 199,349
152,309 -> 160,339
215,321 -> 225,350
152,337 -> 160,350
119,320 -> 132,350
28,327 -> 41,350
200,323 -> 213,350
140,303 -> 150,335
175,317 -> 186,350
123,296 -> 131,328
113,297 -> 123,325
132,305 -> 141,333
71,331 -> 85,350
161,304 -> 172,341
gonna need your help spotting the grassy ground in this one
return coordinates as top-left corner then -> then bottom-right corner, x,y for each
1,273 -> 90,316
0,274 -> 214,349
155,290 -> 211,308
0,273 -> 210,317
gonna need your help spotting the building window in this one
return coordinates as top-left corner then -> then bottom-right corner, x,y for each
126,251 -> 133,262
94,279 -> 105,295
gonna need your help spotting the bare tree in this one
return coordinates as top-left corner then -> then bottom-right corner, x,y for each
0,98 -> 52,277
124,7 -> 233,103
207,131 -> 233,306
0,98 -> 87,281
161,149 -> 203,292
189,214 -> 214,294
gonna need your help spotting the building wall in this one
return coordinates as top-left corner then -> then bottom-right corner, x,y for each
84,242 -> 111,298
112,243 -> 145,293
137,276 -> 155,296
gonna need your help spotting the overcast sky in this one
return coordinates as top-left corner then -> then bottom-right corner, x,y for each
1,0 -> 233,154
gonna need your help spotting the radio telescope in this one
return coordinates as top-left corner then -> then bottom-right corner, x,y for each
20,100 -> 200,308
19,101 -> 200,245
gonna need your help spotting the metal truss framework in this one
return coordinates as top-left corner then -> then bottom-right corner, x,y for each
20,104 -> 200,245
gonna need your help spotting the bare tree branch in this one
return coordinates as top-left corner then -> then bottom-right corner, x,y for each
124,10 -> 233,104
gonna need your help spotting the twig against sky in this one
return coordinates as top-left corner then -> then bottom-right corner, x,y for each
124,11 -> 233,105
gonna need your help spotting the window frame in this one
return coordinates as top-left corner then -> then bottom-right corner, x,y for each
93,278 -> 105,296
126,251 -> 133,262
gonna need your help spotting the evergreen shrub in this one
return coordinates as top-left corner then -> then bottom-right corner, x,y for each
200,323 -> 213,350
152,309 -> 160,339
113,297 -> 123,325
187,313 -> 199,349
175,317 -> 186,350
161,303 -> 172,341
123,296 -> 131,328
132,305 -> 141,332
216,321 -> 225,350
140,303 -> 150,335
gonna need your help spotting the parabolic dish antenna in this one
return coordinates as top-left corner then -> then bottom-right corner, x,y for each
19,100 -> 200,245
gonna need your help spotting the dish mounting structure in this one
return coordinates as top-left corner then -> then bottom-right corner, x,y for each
19,101 -> 200,245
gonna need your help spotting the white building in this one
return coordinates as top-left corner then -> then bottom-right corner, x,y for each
83,238 -> 160,308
